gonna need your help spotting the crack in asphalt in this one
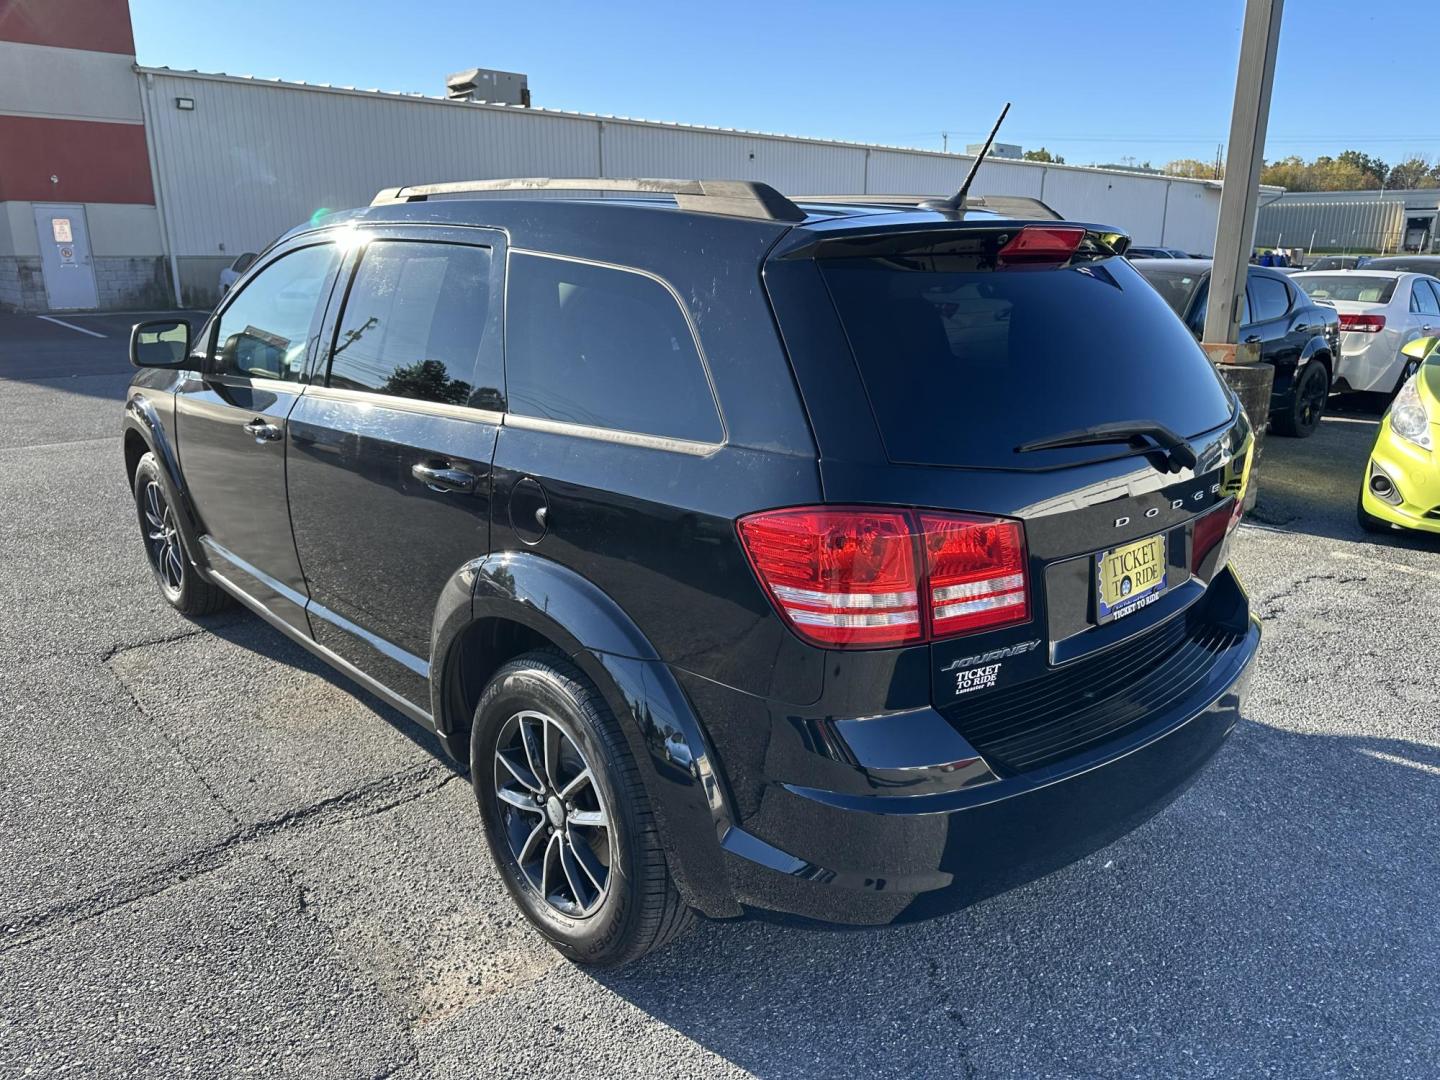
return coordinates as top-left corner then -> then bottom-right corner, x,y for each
1,761 -> 459,952
1255,571 -> 1369,620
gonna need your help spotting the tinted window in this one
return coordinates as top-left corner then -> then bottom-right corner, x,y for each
212,244 -> 339,380
505,253 -> 723,443
820,255 -> 1233,469
1293,275 -> 1398,304
1187,279 -> 1249,334
1411,280 -> 1440,316
1368,257 -> 1440,274
1134,266 -> 1205,318
1428,281 -> 1440,312
328,241 -> 495,406
1249,275 -> 1291,322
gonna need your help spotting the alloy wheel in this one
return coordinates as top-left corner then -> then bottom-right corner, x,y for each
493,709 -> 613,918
1298,368 -> 1327,430
142,480 -> 184,594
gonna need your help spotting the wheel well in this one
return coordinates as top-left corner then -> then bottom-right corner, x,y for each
123,430 -> 149,486
1310,350 -> 1333,380
443,617 -> 557,755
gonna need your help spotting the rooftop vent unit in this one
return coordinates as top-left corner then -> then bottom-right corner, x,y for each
446,67 -> 530,107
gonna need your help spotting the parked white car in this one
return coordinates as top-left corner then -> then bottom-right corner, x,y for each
1290,270 -> 1440,394
217,252 -> 258,297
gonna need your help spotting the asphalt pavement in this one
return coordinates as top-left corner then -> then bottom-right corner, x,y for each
1,313 -> 1436,1078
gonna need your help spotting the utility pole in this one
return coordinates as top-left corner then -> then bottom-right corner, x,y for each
1203,0 -> 1283,363
942,131 -> 949,153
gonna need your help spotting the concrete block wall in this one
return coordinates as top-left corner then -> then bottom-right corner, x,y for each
93,255 -> 171,310
0,256 -> 46,312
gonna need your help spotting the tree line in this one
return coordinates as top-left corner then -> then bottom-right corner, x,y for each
1161,150 -> 1440,191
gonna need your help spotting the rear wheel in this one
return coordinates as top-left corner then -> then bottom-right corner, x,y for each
1393,355 -> 1423,398
1271,361 -> 1329,438
132,453 -> 231,615
471,651 -> 692,966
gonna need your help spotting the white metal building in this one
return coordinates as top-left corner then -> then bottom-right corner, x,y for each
137,67 -> 1231,308
0,0 -> 1243,314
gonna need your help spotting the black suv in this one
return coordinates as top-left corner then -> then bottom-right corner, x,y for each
1132,259 -> 1341,437
124,179 -> 1261,966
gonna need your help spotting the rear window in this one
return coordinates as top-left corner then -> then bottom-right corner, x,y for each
1293,275 -> 1398,304
820,255 -> 1233,469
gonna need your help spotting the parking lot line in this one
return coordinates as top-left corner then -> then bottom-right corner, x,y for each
36,316 -> 107,339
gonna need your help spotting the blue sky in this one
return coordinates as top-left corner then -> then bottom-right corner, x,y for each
131,0 -> 1439,167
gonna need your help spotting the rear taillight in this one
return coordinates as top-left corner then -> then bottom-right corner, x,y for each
737,506 -> 1029,649
918,512 -> 1029,636
1191,497 -> 1244,572
996,225 -> 1086,268
1339,313 -> 1386,333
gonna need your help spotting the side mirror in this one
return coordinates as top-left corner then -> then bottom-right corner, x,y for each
1401,335 -> 1440,362
130,319 -> 191,369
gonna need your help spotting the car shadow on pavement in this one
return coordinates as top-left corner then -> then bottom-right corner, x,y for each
1253,403 -> 1440,551
593,724 -> 1440,1077
195,611 -> 465,775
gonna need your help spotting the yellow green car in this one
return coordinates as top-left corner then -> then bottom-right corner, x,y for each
1359,335 -> 1440,534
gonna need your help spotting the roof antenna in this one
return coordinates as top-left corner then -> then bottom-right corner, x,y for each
922,102 -> 1011,215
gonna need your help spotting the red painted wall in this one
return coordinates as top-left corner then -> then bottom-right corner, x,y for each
0,0 -> 136,54
0,116 -> 154,203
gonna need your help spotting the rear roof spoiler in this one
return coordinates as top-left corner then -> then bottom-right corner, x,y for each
370,177 -> 807,223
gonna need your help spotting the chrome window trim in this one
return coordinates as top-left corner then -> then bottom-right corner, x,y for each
302,383 -> 503,425
502,412 -> 721,457
504,247 -> 729,451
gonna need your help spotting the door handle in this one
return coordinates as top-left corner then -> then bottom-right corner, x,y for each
412,460 -> 477,493
242,417 -> 282,443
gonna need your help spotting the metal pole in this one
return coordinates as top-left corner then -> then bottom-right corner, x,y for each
1202,0 -> 1284,351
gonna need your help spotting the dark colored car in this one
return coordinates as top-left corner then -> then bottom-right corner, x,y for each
123,179 -> 1261,966
1305,255 -> 1372,272
1127,245 -> 1191,260
1366,255 -> 1440,275
1133,259 -> 1341,437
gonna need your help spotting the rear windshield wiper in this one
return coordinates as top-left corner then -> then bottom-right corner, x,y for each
1016,420 -> 1198,471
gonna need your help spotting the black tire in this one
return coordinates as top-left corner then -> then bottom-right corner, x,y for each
471,651 -> 693,966
1357,490 -> 1392,535
132,452 -> 232,616
1271,361 -> 1329,438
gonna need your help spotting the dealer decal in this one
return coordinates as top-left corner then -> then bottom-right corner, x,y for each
941,639 -> 1042,697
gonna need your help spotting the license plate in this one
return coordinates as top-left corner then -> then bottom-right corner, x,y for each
1095,533 -> 1168,623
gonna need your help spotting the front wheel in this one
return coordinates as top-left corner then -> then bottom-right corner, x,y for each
132,453 -> 231,615
1271,361 -> 1329,438
471,652 -> 693,966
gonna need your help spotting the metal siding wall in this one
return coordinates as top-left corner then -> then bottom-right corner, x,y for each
1255,199 -> 1404,251
145,73 -> 599,255
1158,183 -> 1219,254
144,71 -> 1222,259
601,124 -> 867,193
1041,169 -> 1169,242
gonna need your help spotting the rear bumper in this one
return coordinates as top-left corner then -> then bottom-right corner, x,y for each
710,601 -> 1260,926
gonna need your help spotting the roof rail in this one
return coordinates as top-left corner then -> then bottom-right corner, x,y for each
791,193 -> 1062,220
370,177 -> 807,222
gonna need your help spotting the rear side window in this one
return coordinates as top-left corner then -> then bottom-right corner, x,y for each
1411,281 -> 1440,316
328,240 -> 496,406
1248,276 -> 1292,322
504,253 -> 723,444
819,255 -> 1233,470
